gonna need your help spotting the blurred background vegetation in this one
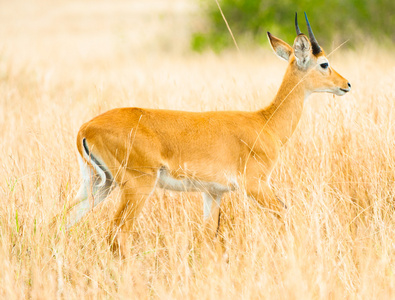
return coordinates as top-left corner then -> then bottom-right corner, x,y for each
191,0 -> 395,52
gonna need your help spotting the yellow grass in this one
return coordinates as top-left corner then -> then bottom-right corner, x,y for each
1,0 -> 395,298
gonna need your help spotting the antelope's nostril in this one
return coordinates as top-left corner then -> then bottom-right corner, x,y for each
347,82 -> 351,88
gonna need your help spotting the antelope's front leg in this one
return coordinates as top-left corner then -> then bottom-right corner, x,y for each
245,177 -> 286,220
202,192 -> 224,256
202,192 -> 222,236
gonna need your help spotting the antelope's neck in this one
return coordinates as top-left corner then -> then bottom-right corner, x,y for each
259,67 -> 309,145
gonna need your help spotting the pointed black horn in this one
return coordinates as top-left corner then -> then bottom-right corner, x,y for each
295,12 -> 302,35
304,12 -> 322,55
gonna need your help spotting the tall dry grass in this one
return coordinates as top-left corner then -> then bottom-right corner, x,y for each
1,0 -> 395,298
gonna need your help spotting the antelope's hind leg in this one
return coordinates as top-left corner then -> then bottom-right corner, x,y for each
108,170 -> 158,255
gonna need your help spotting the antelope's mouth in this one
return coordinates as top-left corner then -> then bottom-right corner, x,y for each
340,88 -> 350,93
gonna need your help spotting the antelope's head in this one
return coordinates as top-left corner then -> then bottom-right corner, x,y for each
267,12 -> 351,96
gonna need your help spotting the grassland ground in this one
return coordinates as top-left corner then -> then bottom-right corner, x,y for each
1,0 -> 395,298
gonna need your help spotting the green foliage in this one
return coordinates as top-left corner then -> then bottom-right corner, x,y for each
192,0 -> 395,52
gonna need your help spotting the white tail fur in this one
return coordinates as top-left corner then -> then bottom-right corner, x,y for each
66,140 -> 114,229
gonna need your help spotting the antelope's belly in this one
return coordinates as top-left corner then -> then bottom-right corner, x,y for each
157,167 -> 236,195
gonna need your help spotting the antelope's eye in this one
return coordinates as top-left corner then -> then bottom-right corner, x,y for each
320,63 -> 329,69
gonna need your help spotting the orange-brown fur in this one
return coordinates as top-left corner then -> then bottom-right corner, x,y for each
58,21 -> 350,255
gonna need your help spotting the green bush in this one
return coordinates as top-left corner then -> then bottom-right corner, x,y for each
192,0 -> 395,52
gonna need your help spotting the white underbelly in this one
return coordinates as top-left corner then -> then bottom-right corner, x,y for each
157,167 -> 235,196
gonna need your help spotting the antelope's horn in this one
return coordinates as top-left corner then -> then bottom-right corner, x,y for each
295,12 -> 302,35
304,12 -> 322,55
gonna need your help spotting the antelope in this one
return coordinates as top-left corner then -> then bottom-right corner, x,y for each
57,13 -> 351,253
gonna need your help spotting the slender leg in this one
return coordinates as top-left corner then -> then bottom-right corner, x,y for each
202,192 -> 222,236
243,156 -> 286,219
108,171 -> 157,256
202,192 -> 224,257
246,178 -> 286,219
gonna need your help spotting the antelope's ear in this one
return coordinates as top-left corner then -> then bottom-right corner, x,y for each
293,34 -> 312,68
267,32 -> 293,62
